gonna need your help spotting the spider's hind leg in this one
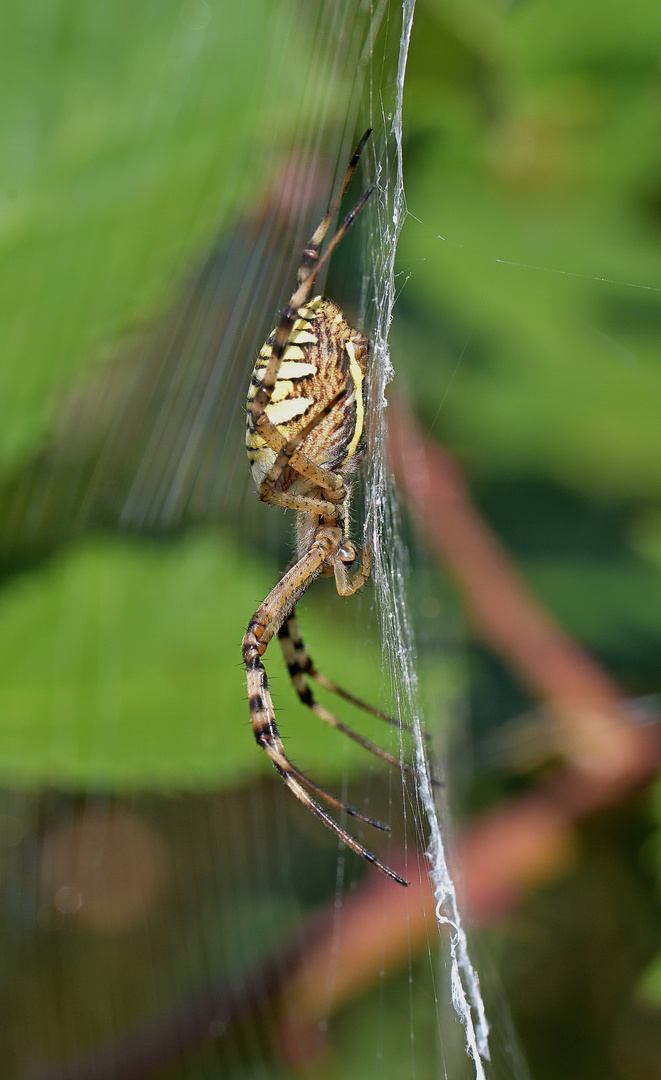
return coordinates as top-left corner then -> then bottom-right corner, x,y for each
278,612 -> 422,756
242,544 -> 407,886
243,628 -> 405,884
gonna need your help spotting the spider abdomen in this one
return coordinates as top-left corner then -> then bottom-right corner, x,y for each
246,295 -> 368,492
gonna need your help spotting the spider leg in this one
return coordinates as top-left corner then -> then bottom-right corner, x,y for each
277,611 -> 423,738
297,128 -> 372,287
250,186 -> 373,438
333,541 -> 372,596
256,389 -> 347,510
275,767 -> 407,887
250,130 -> 372,452
332,554 -> 434,749
242,533 -> 407,886
254,490 -> 341,515
287,184 -> 374,315
284,760 -> 391,832
276,610 -> 419,781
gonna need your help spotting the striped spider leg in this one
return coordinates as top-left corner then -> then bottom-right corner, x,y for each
243,130 -> 409,886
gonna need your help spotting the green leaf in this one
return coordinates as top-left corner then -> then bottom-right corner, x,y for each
0,529 -> 398,790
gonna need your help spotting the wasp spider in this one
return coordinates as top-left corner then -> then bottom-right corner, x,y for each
243,131 -> 408,886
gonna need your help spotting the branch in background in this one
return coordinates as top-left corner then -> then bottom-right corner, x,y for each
388,395 -> 660,786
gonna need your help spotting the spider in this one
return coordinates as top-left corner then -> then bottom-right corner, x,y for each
243,130 -> 409,886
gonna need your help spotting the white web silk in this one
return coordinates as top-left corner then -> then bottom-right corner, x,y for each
365,1 -> 491,1074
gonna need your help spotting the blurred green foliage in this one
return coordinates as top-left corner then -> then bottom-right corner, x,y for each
394,0 -> 661,698
0,531 -> 388,788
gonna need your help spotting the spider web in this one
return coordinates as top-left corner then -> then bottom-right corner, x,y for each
361,2 -> 491,1076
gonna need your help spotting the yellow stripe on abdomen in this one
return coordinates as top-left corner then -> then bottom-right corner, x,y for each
344,340 -> 364,461
265,397 -> 313,426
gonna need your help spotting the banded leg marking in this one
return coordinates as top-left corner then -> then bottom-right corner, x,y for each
257,389 -> 347,509
253,409 -> 343,504
277,613 -> 420,779
298,128 -> 372,286
254,128 -> 373,420
250,183 -> 373,432
278,612 -> 422,738
242,538 -> 407,886
243,631 -> 405,885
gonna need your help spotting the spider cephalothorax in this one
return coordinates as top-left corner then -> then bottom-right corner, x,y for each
242,131 -> 409,885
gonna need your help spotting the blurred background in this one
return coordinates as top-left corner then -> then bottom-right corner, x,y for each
1,0 -> 661,1077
